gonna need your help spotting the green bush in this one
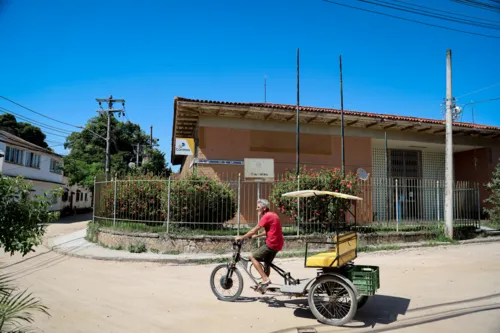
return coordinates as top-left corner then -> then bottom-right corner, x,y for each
164,172 -> 237,229
97,173 -> 165,222
270,167 -> 361,233
0,176 -> 62,256
484,161 -> 500,226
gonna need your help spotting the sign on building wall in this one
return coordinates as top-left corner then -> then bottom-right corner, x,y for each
175,138 -> 195,156
195,158 -> 244,165
244,158 -> 274,182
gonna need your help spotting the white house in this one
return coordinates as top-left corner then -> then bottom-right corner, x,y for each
0,130 -> 65,211
0,130 -> 92,214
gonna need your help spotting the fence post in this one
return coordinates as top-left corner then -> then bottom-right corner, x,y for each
297,174 -> 300,237
477,182 -> 481,228
237,173 -> 241,236
92,176 -> 96,224
113,172 -> 117,227
166,175 -> 171,234
437,180 -> 440,222
395,179 -> 399,232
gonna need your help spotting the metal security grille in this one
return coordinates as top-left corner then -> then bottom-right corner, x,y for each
389,149 -> 422,178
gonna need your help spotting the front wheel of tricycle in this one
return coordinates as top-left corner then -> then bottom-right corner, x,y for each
308,275 -> 357,326
210,263 -> 244,302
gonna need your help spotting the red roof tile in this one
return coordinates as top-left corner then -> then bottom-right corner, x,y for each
175,96 -> 500,131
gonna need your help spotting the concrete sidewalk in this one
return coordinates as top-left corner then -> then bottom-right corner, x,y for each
47,226 -> 500,264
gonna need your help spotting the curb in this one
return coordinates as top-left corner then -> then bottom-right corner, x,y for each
49,235 -> 500,265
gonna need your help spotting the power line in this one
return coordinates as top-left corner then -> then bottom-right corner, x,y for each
321,0 -> 500,39
360,0 -> 500,30
0,96 -> 81,129
457,82 -> 500,98
391,0 -> 500,24
0,135 -> 63,156
0,107 -> 74,135
460,96 -> 500,106
452,0 -> 500,13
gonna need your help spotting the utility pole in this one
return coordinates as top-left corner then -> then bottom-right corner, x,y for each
95,95 -> 126,181
445,49 -> 454,239
340,54 -> 345,178
136,143 -> 140,166
296,48 -> 300,176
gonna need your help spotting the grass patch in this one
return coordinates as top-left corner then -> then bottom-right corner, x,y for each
128,243 -> 147,253
94,218 -> 446,237
358,244 -> 402,252
481,221 -> 500,230
162,250 -> 181,255
432,234 -> 458,244
150,248 -> 160,254
97,241 -> 123,251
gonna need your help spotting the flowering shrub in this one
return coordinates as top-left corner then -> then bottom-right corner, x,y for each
270,167 -> 362,232
97,174 -> 165,222
163,173 -> 237,230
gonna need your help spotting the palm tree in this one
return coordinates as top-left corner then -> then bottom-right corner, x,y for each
0,273 -> 50,333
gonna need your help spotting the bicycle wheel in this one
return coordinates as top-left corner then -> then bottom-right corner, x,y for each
308,275 -> 357,326
210,264 -> 244,302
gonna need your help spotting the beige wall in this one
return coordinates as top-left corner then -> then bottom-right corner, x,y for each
182,126 -> 373,225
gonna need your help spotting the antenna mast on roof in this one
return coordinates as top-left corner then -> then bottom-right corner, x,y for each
264,75 -> 267,103
340,55 -> 345,178
296,49 -> 300,176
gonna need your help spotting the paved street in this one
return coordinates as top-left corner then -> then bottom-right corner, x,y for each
1,222 -> 500,333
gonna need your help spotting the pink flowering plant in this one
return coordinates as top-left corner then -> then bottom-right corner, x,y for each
270,167 -> 362,231
163,172 -> 237,229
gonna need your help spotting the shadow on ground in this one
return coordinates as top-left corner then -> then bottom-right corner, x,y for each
53,212 -> 92,224
239,292 -> 500,333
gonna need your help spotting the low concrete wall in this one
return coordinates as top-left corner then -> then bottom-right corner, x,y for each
95,228 -> 439,254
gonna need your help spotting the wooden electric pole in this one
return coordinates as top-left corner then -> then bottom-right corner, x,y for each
95,95 -> 125,181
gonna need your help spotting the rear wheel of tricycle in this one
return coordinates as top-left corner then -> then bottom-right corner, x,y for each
210,263 -> 244,302
308,275 -> 357,326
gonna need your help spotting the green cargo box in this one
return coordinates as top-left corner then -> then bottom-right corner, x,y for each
346,265 -> 380,296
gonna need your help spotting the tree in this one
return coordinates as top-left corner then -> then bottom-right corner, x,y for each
139,146 -> 172,176
63,115 -> 171,186
0,176 -> 62,256
0,114 -> 50,148
484,161 -> 500,225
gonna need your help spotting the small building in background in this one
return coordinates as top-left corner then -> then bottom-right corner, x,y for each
0,130 -> 92,215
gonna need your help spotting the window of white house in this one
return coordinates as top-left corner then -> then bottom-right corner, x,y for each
85,193 -> 88,201
5,146 -> 24,165
50,158 -> 62,174
24,152 -> 41,169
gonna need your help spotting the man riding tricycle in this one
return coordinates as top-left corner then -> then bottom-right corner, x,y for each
209,190 -> 380,326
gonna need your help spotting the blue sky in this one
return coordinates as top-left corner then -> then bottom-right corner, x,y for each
1,0 -> 499,170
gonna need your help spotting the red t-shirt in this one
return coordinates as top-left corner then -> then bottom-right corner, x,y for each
258,212 -> 284,251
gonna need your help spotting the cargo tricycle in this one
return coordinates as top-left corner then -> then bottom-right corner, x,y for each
209,190 -> 380,326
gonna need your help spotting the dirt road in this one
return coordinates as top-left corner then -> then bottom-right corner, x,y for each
1,223 -> 500,333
